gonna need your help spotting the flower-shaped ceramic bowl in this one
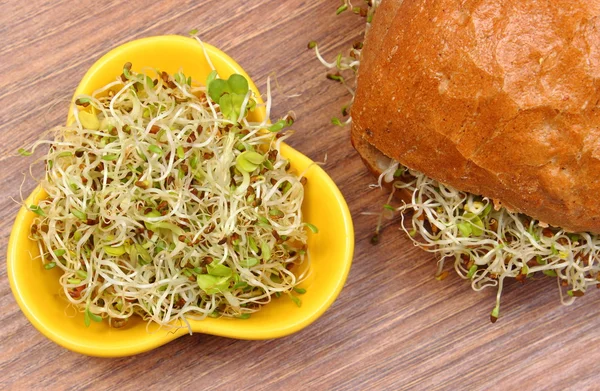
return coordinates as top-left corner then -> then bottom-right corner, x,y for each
7,35 -> 354,357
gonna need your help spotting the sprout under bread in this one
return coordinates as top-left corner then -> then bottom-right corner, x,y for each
378,160 -> 600,322
24,63 -> 311,330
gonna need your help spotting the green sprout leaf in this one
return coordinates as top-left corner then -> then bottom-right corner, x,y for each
190,154 -> 199,170
490,306 -> 500,323
244,151 -> 264,165
145,221 -> 184,236
145,75 -> 154,88
148,145 -> 163,155
102,154 -> 119,161
89,312 -> 102,322
248,236 -> 259,253
269,208 -> 284,217
327,73 -> 344,82
261,241 -> 271,261
550,242 -> 559,256
270,274 -> 282,284
481,203 -> 493,218
134,243 -> 152,265
29,204 -> 46,216
289,293 -> 302,307
227,74 -> 249,95
466,264 -> 478,279
84,309 -> 91,327
104,245 -> 127,257
240,257 -> 259,268
207,262 -> 233,277
206,70 -> 218,88
57,151 -> 73,159
268,119 -> 287,132
229,93 -> 246,120
72,209 -> 87,221
336,4 -> 348,14
208,78 -> 229,103
174,72 -> 184,85
206,73 -> 251,122
305,222 -> 319,233
462,212 -> 484,236
219,93 -> 234,119
197,274 -> 229,294
331,117 -> 343,126
85,307 -> 102,326
236,151 -> 264,173
176,146 -> 185,160
257,216 -> 270,228
282,181 -> 292,194
197,274 -> 219,293
137,148 -> 148,162
122,62 -> 132,79
18,148 -> 32,156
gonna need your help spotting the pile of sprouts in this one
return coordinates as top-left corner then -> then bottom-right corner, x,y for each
313,0 -> 600,321
377,162 -> 600,322
23,60 -> 313,330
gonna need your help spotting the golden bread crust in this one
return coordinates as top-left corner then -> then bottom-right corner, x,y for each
352,0 -> 600,233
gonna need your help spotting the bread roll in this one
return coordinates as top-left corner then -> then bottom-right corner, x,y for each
351,0 -> 600,233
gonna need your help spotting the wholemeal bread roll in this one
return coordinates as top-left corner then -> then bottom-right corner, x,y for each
351,0 -> 600,233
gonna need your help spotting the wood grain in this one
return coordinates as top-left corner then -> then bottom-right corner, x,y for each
1,1 -> 599,390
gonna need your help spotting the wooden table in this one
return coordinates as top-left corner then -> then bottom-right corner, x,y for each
2,1 -> 599,389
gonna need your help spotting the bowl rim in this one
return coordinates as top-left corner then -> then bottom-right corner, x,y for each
7,35 -> 354,356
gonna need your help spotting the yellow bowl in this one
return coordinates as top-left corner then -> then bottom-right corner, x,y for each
7,35 -> 354,357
